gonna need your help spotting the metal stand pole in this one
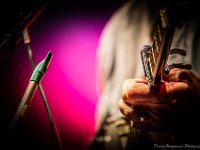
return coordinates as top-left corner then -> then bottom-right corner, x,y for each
22,28 -> 63,150
6,51 -> 53,141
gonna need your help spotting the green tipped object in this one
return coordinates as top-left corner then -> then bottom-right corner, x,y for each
30,51 -> 53,83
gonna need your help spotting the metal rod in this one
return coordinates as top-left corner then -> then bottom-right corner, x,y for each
22,28 -> 63,150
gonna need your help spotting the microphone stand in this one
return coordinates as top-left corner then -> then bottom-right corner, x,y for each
0,0 -> 48,62
7,50 -> 53,140
3,1 -> 63,149
21,28 -> 64,150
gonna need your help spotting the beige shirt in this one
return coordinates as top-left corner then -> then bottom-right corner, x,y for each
95,0 -> 200,133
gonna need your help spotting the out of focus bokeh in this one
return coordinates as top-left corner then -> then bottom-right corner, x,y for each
0,0 -> 124,149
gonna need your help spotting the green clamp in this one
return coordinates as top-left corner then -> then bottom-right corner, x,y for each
30,51 -> 52,83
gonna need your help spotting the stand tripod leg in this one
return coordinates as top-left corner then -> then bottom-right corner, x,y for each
7,81 -> 38,139
23,28 -> 63,150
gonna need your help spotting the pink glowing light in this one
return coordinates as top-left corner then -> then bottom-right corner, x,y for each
25,14 -> 107,147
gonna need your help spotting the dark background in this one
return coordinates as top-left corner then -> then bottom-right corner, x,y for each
0,0 -> 125,150
0,0 -> 125,59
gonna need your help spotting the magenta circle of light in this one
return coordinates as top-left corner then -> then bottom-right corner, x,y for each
29,14 -> 107,146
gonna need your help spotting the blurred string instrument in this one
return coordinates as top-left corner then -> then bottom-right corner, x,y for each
140,1 -> 192,89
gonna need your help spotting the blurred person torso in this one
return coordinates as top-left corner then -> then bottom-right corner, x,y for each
88,0 -> 200,149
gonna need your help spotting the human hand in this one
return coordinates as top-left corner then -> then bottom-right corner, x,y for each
118,68 -> 200,133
